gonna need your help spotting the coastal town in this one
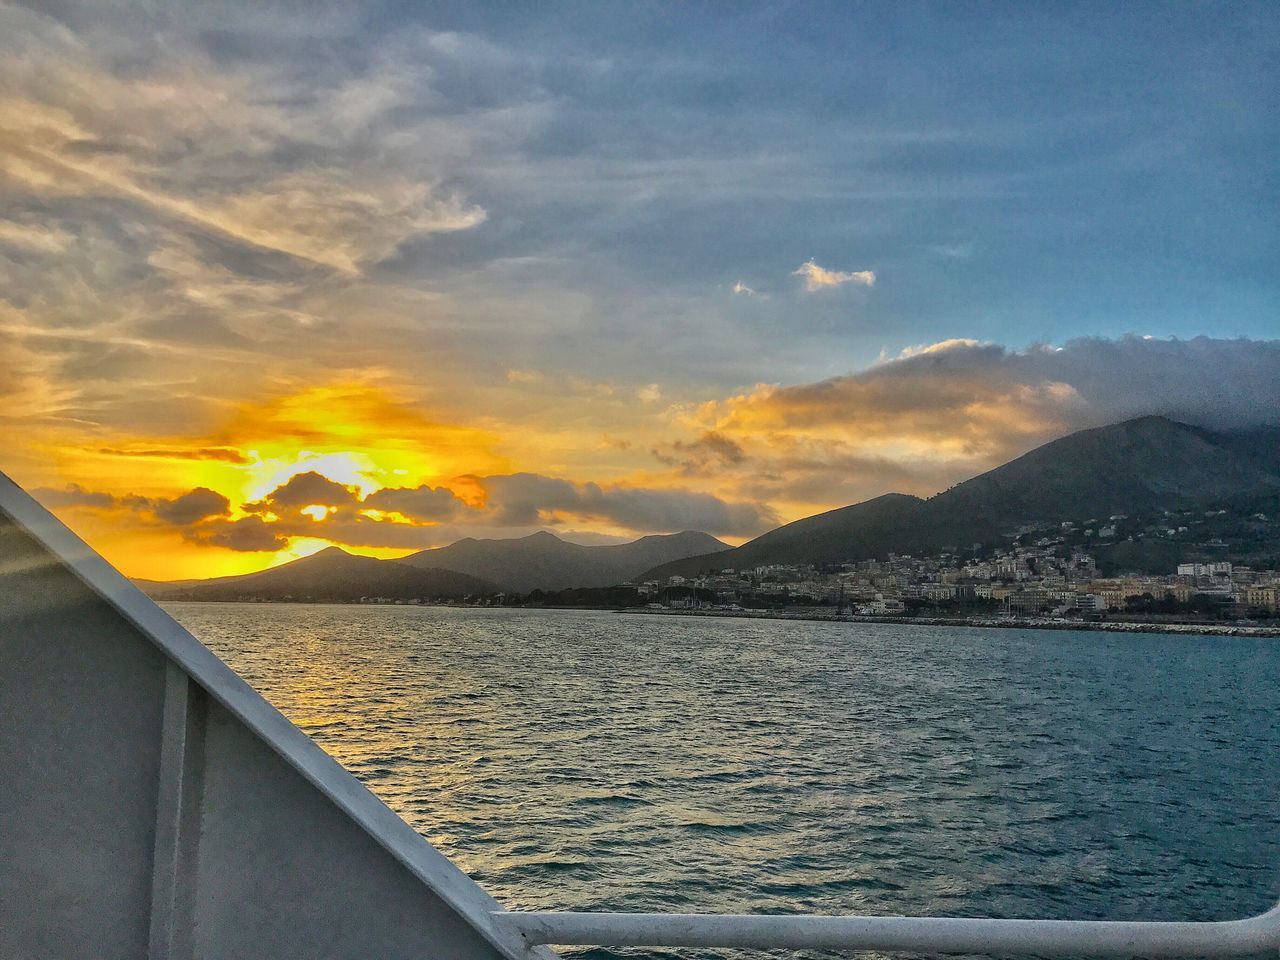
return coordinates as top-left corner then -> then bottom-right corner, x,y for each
635,514 -> 1280,625
641,554 -> 1280,621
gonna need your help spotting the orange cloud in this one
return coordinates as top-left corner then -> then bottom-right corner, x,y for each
16,333 -> 1279,581
648,335 -> 1280,522
19,382 -> 513,577
792,260 -> 875,292
212,383 -> 510,499
689,340 -> 1079,460
96,446 -> 252,464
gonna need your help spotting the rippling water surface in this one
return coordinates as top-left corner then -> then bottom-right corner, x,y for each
167,603 -> 1280,954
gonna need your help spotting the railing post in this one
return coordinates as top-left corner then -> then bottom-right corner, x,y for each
148,661 -> 203,960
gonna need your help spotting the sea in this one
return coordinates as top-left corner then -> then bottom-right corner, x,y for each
166,602 -> 1280,958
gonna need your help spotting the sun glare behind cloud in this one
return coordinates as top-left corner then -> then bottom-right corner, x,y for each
3,2 -> 1276,582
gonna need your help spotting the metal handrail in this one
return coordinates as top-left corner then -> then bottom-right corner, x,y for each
493,901 -> 1280,956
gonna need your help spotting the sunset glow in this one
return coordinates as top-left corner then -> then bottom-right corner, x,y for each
2,4 -> 1275,580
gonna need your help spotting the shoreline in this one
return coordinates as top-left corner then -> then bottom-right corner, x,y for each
620,607 -> 1280,637
158,598 -> 1280,636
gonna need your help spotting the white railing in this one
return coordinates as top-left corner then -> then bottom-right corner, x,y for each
493,902 -> 1280,956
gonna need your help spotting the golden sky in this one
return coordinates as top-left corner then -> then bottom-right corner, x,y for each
2,4 -> 1276,580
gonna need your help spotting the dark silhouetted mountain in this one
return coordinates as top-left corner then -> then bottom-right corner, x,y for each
937,416 -> 1280,526
638,494 -> 933,579
399,529 -> 728,593
641,417 -> 1280,580
142,546 -> 497,602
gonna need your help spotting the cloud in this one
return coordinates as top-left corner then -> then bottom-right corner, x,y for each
32,483 -> 118,510
652,430 -> 746,474
246,471 -> 360,511
363,484 -> 466,521
151,487 -> 231,524
704,336 -> 1280,444
0,219 -> 73,253
79,463 -> 776,556
792,260 -> 876,292
96,446 -> 253,464
188,516 -> 289,553
577,482 -> 775,535
35,332 -> 1279,565
732,446 -> 963,508
6,2 -> 1273,577
671,335 -> 1280,513
32,482 -> 230,525
0,4 -> 518,447
506,368 -> 544,384
867,335 -> 1280,433
0,1 -> 1025,496
472,472 -> 775,535
200,173 -> 486,275
0,4 -> 489,286
895,338 -> 982,359
471,472 -> 579,525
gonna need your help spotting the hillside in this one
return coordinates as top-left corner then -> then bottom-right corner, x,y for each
142,547 -> 497,602
641,417 -> 1280,580
138,417 -> 1280,596
937,417 -> 1280,526
399,529 -> 728,593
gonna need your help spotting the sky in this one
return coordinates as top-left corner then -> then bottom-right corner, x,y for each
1,0 -> 1277,580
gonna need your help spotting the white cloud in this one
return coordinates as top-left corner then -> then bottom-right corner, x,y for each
792,259 -> 876,292
897,338 -> 982,359
203,173 -> 486,274
0,219 -> 73,253
506,368 -> 544,384
0,5 -> 488,276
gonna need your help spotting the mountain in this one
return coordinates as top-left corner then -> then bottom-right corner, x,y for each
937,416 -> 1280,526
641,416 -> 1280,580
142,547 -> 497,602
138,417 -> 1280,598
624,494 -> 932,580
398,529 -> 729,593
141,530 -> 729,600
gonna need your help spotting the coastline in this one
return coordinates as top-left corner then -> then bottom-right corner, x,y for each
620,606 -> 1280,637
155,597 -> 1280,637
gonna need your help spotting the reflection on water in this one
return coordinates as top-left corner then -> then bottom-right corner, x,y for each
168,603 -> 1280,948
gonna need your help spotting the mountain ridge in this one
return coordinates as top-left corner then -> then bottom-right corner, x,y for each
138,416 -> 1280,599
398,528 -> 728,593
639,416 -> 1280,580
140,529 -> 729,599
141,545 -> 498,602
